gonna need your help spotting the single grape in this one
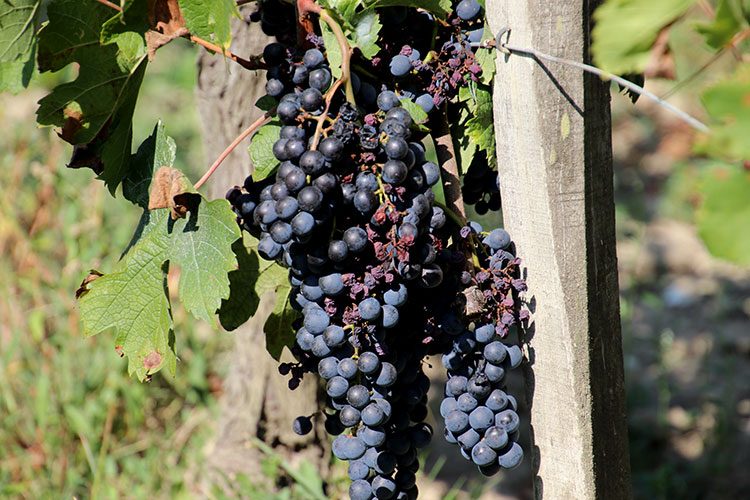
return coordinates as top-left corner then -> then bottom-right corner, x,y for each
484,425 -> 509,450
299,150 -> 326,175
326,376 -> 349,398
340,405 -> 361,427
309,67 -> 332,90
318,356 -> 339,379
303,306 -> 329,334
300,87 -> 323,113
258,236 -> 282,260
415,93 -> 435,113
302,48 -> 324,69
382,160 -> 408,185
292,416 -> 312,435
457,428 -> 480,450
389,54 -> 412,77
262,43 -> 286,65
445,409 -> 470,434
359,297 -> 382,321
471,441 -> 497,466
292,64 -> 309,85
323,325 -> 346,347
497,441 -> 524,469
344,227 -> 368,252
265,78 -> 285,98
381,305 -> 399,329
484,341 -> 508,365
377,91 -> 400,111
469,405 -> 494,432
358,351 -> 381,375
328,239 -> 349,262
495,409 -> 520,434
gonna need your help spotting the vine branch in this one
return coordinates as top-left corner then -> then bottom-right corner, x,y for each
94,0 -> 121,10
194,109 -> 276,190
188,35 -> 266,70
318,9 -> 355,104
93,0 -> 265,71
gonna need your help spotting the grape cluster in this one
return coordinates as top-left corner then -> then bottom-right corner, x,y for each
227,2 -> 527,497
439,226 -> 527,473
226,40 -> 457,499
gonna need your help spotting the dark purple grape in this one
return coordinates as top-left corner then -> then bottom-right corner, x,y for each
376,90 -> 400,111
309,67 -> 332,90
319,137 -> 344,161
263,43 -> 286,65
389,54 -> 412,77
300,87 -> 323,111
302,48 -> 324,69
299,150 -> 325,175
265,78 -> 285,98
382,160 -> 408,185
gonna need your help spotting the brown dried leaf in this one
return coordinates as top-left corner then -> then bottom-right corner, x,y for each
145,0 -> 188,60
460,285 -> 487,318
75,270 -> 104,299
148,166 -> 198,219
143,350 -> 163,371
145,27 -> 189,61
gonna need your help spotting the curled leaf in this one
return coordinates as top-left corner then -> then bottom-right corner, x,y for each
148,166 -> 198,219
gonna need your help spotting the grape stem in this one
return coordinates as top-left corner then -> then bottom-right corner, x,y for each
319,9 -> 356,104
93,0 -> 265,71
310,78 -> 345,150
194,109 -> 276,190
188,36 -> 266,71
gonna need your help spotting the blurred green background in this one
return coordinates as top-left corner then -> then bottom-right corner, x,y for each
1,14 -> 749,500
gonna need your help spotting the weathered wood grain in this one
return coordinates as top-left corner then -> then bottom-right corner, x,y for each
486,1 -> 632,498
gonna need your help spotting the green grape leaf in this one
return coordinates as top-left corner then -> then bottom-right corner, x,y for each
320,20 -> 342,79
263,278 -> 298,361
592,0 -> 697,75
100,0 -> 149,48
696,0 -> 748,49
255,95 -> 278,112
399,97 -> 429,125
362,0 -> 451,16
696,163 -> 750,266
248,119 -> 282,181
348,10 -> 381,59
178,0 -> 238,51
474,23 -> 495,86
79,200 -> 240,379
464,85 -> 495,168
450,104 -> 476,175
36,0 -> 147,194
79,129 -> 241,380
319,0 -> 360,21
0,0 -> 41,93
696,65 -> 750,162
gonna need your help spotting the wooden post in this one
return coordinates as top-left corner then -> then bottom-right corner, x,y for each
486,2 -> 632,499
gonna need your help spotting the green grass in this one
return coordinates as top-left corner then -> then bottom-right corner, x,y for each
0,42 -> 228,500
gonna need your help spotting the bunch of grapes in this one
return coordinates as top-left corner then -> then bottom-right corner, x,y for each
225,2 -> 525,498
226,39 -> 458,499
439,226 -> 528,473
